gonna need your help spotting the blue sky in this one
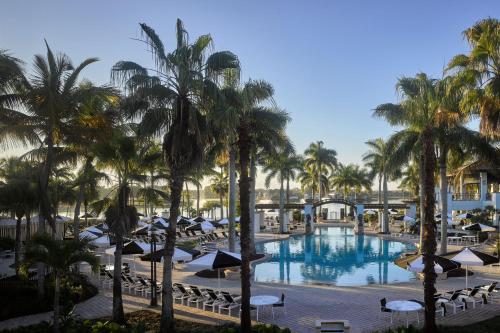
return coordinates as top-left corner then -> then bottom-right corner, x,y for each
1,1 -> 497,187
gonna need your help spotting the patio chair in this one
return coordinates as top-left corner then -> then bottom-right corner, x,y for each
458,286 -> 485,309
172,283 -> 191,305
479,282 -> 499,303
379,298 -> 393,323
137,276 -> 161,299
315,320 -> 350,333
203,289 -> 223,312
188,285 -> 208,308
218,293 -> 240,316
436,291 -> 465,314
272,293 -> 286,318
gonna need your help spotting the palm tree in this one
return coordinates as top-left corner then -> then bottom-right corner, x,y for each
0,45 -> 112,298
330,163 -> 372,220
304,141 -> 338,201
111,20 -> 239,332
298,165 -> 329,201
21,234 -> 98,333
447,18 -> 500,139
93,133 -> 139,324
363,138 -> 399,233
262,148 -> 299,233
210,168 -> 228,219
374,73 -> 442,332
0,158 -> 38,274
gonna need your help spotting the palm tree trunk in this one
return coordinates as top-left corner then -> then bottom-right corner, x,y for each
53,272 -> 60,333
112,235 -> 125,324
15,217 -> 22,275
419,152 -> 425,252
279,175 -> 285,233
143,181 -> 148,216
249,155 -> 257,255
238,122 -> 252,333
219,194 -> 224,219
73,186 -> 84,238
286,177 -> 290,205
422,128 -> 437,332
196,184 -> 200,216
160,173 -> 183,333
228,147 -> 237,252
150,172 -> 155,217
382,171 -> 389,233
439,145 -> 448,255
26,213 -> 31,240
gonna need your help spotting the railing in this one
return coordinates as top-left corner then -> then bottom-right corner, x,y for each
452,193 -> 480,201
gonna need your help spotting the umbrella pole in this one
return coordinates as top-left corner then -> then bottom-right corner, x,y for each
218,268 -> 221,290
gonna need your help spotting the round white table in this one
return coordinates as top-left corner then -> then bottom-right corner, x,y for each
385,300 -> 423,327
250,295 -> 279,321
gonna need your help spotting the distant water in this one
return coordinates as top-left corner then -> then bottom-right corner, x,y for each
254,227 -> 416,286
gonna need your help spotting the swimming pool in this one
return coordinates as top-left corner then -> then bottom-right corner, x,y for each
254,227 -> 416,286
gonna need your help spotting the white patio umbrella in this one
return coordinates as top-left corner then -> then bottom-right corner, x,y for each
451,247 -> 499,289
152,217 -> 169,229
187,250 -> 241,288
84,226 -> 104,235
91,235 -> 112,247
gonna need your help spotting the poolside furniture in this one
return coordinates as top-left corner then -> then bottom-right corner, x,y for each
436,291 -> 465,314
271,293 -> 286,318
458,286 -> 484,309
447,236 -> 462,245
203,289 -> 223,312
250,295 -> 280,321
188,285 -> 208,308
385,300 -> 423,327
407,298 -> 445,317
315,320 -> 350,333
218,293 -> 240,316
479,282 -> 499,302
379,298 -> 393,322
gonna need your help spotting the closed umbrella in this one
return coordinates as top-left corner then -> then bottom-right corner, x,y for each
451,248 -> 499,289
406,254 -> 461,274
462,223 -> 496,232
187,250 -> 241,288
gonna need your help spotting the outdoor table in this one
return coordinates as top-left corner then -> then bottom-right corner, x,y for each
250,295 -> 279,321
385,300 -> 423,327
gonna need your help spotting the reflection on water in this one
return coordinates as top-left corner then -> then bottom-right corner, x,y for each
254,227 -> 416,286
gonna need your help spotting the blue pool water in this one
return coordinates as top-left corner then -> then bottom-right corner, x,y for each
254,227 -> 416,286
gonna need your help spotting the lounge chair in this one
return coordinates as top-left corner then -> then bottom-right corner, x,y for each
272,293 -> 286,318
189,230 -> 197,237
458,286 -> 485,309
221,231 -> 228,238
218,293 -> 240,316
479,282 -> 499,303
315,320 -> 350,333
176,231 -> 182,238
436,291 -> 465,314
188,285 -> 208,308
203,289 -> 223,312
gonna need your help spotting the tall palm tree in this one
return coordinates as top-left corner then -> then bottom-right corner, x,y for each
0,158 -> 38,274
0,44 -> 112,298
363,138 -> 399,233
374,73 -> 442,332
21,235 -> 98,333
447,18 -> 500,139
111,20 -> 239,332
298,165 -> 329,201
210,168 -> 228,219
262,148 -> 299,233
92,132 -> 140,324
304,141 -> 338,200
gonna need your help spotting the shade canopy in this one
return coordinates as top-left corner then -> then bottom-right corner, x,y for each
140,247 -> 197,262
85,226 -> 104,235
187,250 -> 241,270
403,215 -> 416,223
217,218 -> 229,225
177,218 -> 193,226
131,226 -> 149,236
462,223 -> 496,232
91,235 -> 115,247
105,241 -> 145,255
186,221 -> 215,232
152,217 -> 169,229
191,216 -> 206,223
79,230 -> 100,240
451,247 -> 499,266
406,254 -> 461,273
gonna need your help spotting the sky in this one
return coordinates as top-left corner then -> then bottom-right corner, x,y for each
1,1 -> 498,188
